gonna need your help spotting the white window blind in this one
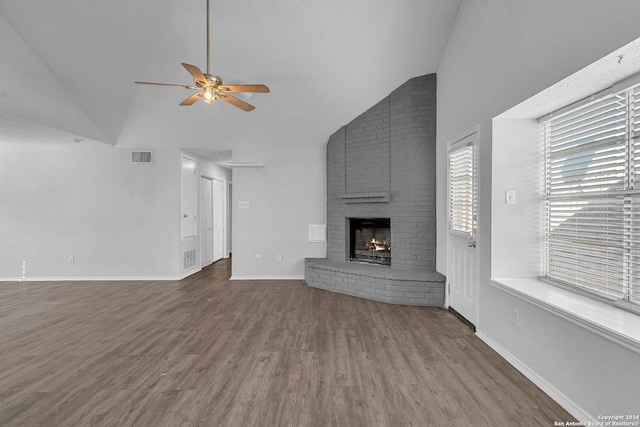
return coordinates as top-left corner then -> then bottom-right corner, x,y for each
543,86 -> 640,306
449,144 -> 474,234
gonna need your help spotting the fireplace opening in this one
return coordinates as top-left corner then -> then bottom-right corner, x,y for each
349,218 -> 391,266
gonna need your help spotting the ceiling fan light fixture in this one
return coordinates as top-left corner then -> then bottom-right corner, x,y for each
134,0 -> 268,110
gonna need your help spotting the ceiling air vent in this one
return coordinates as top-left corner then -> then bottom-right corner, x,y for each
131,151 -> 152,163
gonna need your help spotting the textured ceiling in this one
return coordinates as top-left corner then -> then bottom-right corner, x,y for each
0,0 -> 461,155
498,37 -> 640,120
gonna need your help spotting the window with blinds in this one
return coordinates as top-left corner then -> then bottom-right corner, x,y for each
542,85 -> 640,306
449,144 -> 474,234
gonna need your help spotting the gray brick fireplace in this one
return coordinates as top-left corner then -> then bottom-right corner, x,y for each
305,74 -> 445,306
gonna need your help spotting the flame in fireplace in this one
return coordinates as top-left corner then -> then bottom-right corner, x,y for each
349,218 -> 391,265
365,239 -> 391,252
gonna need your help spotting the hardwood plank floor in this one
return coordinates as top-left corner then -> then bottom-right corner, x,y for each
0,259 -> 575,426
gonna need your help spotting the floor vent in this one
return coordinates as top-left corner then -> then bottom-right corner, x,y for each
132,151 -> 152,163
184,249 -> 196,270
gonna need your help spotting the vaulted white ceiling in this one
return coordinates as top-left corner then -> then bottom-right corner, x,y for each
0,0 -> 460,154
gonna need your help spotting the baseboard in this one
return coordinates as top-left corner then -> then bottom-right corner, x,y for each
179,267 -> 202,280
476,330 -> 594,423
230,275 -> 305,281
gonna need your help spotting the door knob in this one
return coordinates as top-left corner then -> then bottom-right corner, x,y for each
467,240 -> 476,248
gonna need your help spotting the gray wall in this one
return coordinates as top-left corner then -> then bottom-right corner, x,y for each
327,74 -> 437,270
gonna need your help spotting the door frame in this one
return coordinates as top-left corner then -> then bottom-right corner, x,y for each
445,125 -> 480,326
212,178 -> 226,263
181,154 -> 198,240
227,180 -> 232,256
200,175 -> 214,267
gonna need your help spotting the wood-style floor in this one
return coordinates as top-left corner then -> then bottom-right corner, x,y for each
0,258 -> 574,426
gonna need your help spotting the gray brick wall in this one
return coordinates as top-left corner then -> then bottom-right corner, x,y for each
346,97 -> 390,194
327,128 -> 347,261
326,74 -> 437,270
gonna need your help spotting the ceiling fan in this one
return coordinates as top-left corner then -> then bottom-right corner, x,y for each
134,0 -> 269,111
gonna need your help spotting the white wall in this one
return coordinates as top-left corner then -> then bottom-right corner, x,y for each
436,0 -> 640,419
491,118 -> 541,279
231,145 -> 326,279
0,13 -> 109,143
480,283 -> 640,417
0,142 -> 180,279
198,159 -> 231,192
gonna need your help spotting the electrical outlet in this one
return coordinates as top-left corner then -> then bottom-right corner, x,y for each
512,309 -> 520,327
276,255 -> 283,263
68,256 -> 75,264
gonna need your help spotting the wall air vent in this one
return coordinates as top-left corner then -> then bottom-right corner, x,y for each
183,249 -> 196,270
131,151 -> 152,163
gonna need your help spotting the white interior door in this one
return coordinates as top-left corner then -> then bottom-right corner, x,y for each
447,132 -> 479,326
200,177 -> 214,267
181,155 -> 197,238
212,179 -> 225,262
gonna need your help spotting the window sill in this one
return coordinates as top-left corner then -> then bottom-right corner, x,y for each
489,278 -> 640,354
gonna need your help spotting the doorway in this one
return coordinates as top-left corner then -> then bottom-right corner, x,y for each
447,130 -> 479,326
227,181 -> 232,255
200,177 -> 214,267
181,155 -> 197,239
212,178 -> 225,263
200,176 -> 225,267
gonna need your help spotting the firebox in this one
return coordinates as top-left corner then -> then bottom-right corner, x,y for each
349,218 -> 391,266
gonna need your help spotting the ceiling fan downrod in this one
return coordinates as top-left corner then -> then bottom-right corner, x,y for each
206,0 -> 210,75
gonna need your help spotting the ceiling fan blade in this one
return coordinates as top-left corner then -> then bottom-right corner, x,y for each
135,81 -> 198,89
218,84 -> 270,93
217,93 -> 255,111
182,63 -> 207,85
180,93 -> 201,106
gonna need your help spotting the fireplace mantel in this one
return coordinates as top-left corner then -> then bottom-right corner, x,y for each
338,192 -> 390,203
